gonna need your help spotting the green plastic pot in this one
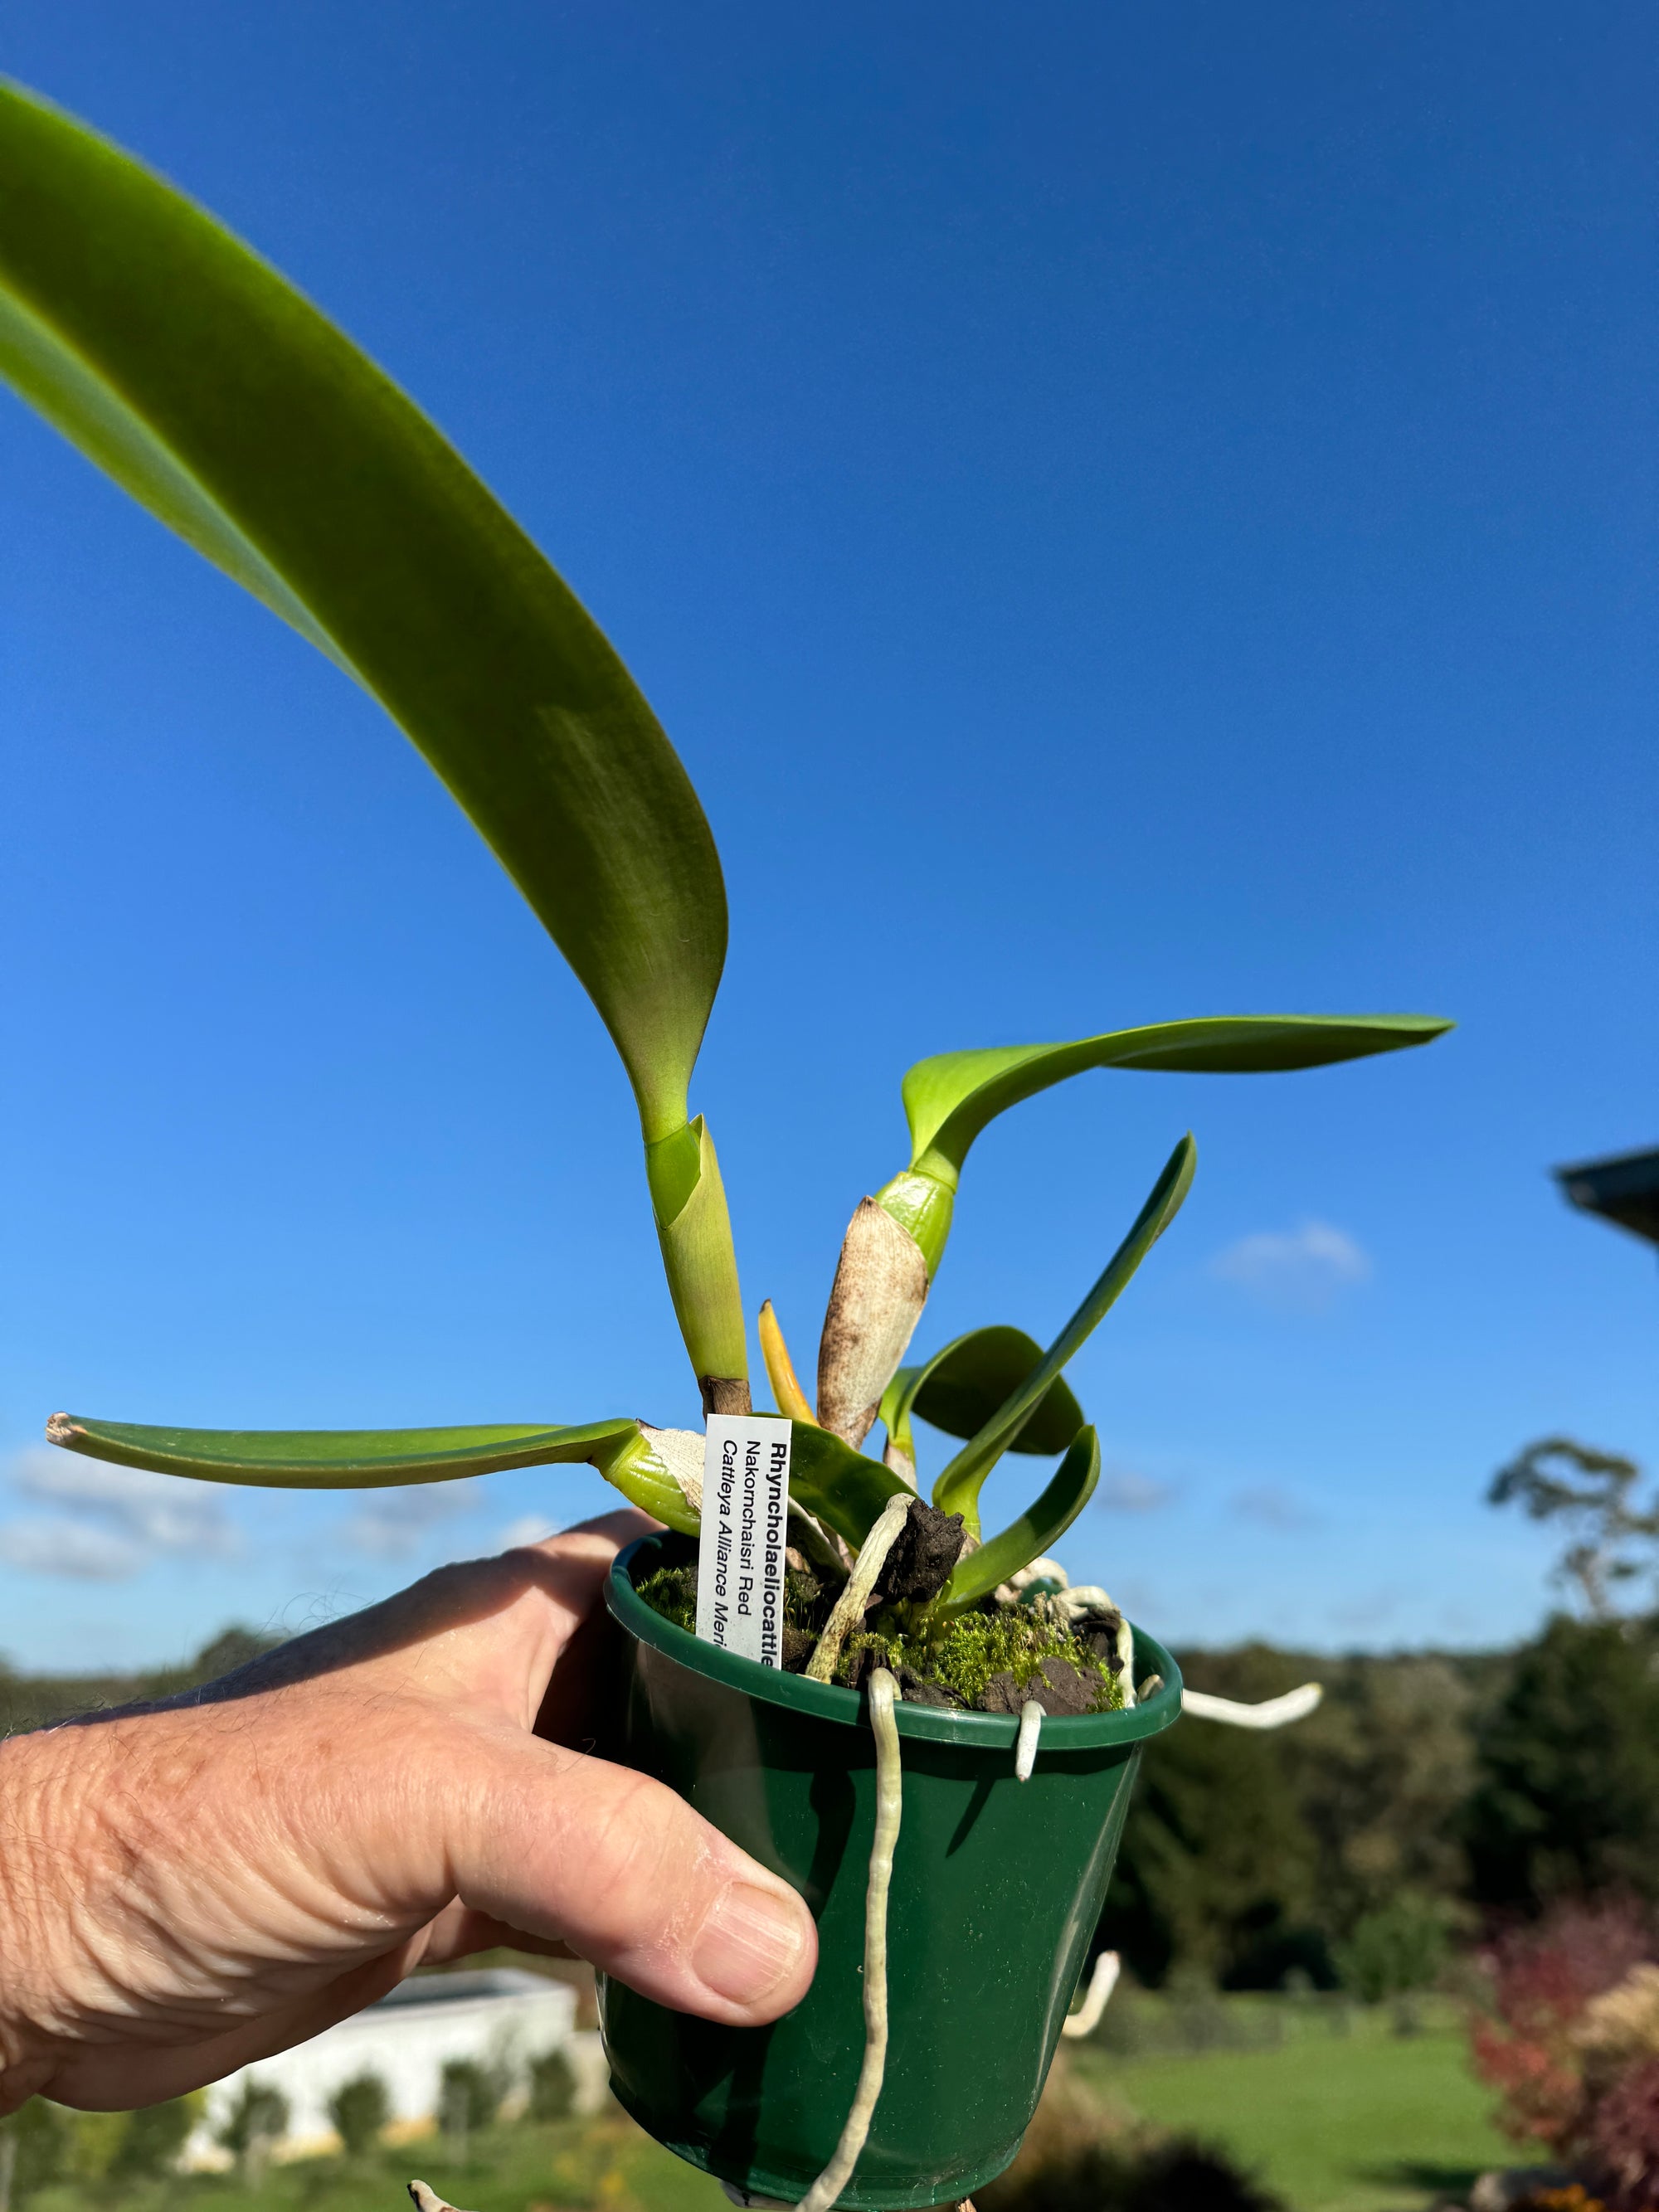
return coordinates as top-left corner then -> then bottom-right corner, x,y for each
598,1533 -> 1184,2210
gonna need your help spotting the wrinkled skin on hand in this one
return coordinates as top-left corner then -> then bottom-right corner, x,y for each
0,1510 -> 816,2112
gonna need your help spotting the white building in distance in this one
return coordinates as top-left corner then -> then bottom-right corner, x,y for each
185,1969 -> 606,2165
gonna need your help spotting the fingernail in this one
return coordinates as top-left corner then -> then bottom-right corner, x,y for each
692,1882 -> 808,2006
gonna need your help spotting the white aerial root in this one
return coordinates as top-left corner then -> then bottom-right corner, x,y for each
1005,1555 -> 1068,1597
794,1665 -> 902,2212
1117,1615 -> 1136,1706
1060,1949 -> 1121,2039
409,2183 -> 470,2212
1014,1699 -> 1043,1782
805,1493 -> 912,1684
1182,1683 -> 1323,1729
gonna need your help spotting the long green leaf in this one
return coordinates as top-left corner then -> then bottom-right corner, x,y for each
45,1412 -> 699,1533
877,1014 -> 1450,1271
789,1422 -> 910,1552
941,1426 -> 1101,1613
932,1134 -> 1194,1534
880,1326 -> 1085,1471
0,84 -> 723,1145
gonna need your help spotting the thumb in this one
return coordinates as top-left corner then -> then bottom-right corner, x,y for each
424,1719 -> 817,2025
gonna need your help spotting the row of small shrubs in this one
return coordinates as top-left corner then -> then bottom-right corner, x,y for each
222,2044 -> 580,2169
0,2046 -> 580,2204
0,2094 -> 202,2201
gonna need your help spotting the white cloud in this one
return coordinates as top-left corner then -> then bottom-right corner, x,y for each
0,1447 -> 241,1579
1209,1218 -> 1372,1311
498,1514 -> 559,1551
1094,1469 -> 1174,1514
0,1516 -> 147,1581
338,1481 -> 483,1562
13,1449 -> 241,1553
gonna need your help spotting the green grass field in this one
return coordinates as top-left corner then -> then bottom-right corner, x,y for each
1071,2001 -> 1523,2212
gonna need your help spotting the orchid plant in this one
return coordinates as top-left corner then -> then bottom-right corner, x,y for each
0,84 -> 1449,1594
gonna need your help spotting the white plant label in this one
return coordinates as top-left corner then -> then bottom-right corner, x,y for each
695,1412 -> 791,1666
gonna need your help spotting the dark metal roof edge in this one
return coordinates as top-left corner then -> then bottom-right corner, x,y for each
1553,1145 -> 1659,1187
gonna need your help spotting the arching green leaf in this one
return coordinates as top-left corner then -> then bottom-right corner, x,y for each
932,1134 -> 1194,1534
789,1422 -> 909,1552
903,1015 -> 1451,1176
877,1015 -> 1451,1271
44,1412 -> 699,1532
0,83 -> 723,1145
941,1426 -> 1101,1614
880,1326 -> 1085,1471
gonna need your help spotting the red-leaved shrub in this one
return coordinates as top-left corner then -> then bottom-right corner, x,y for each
1471,1901 -> 1655,2154
1589,2055 -> 1659,2210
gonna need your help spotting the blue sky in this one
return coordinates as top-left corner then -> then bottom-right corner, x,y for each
1,2 -> 1653,1672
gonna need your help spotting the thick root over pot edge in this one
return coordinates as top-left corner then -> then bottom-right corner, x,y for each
792,1664 -> 902,2212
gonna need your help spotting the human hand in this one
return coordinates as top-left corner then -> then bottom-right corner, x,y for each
0,1510 -> 816,2112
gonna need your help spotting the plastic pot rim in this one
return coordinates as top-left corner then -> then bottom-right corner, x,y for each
607,1532 -> 1185,1750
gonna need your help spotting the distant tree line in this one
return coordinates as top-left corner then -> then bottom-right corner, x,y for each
0,1628 -> 277,1736
1103,1437 -> 1659,1988
5,1437 -> 1654,2003
10,1605 -> 1654,1996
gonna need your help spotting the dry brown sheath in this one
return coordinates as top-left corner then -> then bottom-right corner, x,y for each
816,1198 -> 929,1447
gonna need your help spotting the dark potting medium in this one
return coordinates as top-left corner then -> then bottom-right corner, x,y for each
598,1533 -> 1184,2211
